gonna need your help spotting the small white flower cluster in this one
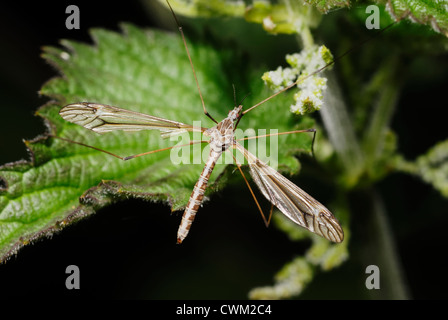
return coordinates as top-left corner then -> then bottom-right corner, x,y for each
291,74 -> 327,115
261,66 -> 296,91
262,45 -> 333,115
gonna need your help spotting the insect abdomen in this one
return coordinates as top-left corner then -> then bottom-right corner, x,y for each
177,150 -> 221,244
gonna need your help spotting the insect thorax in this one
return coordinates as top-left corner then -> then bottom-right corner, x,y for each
205,121 -> 234,152
205,107 -> 241,152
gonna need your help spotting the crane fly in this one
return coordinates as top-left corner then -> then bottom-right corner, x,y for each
58,0 -> 345,244
59,102 -> 343,243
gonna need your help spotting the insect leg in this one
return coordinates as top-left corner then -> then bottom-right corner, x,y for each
237,128 -> 317,157
165,0 -> 218,124
50,135 -> 208,161
227,149 -> 272,227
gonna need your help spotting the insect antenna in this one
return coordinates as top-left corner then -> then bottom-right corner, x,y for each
239,92 -> 251,106
234,92 -> 251,129
232,84 -> 237,108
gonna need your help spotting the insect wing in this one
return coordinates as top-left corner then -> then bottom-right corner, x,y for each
234,142 -> 343,243
59,102 -> 206,138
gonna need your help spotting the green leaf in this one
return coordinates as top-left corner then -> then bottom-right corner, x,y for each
304,0 -> 350,13
306,0 -> 448,37
158,0 -> 323,34
249,256 -> 314,299
384,0 -> 448,37
160,0 -> 448,37
0,24 -> 314,262
394,139 -> 448,198
157,0 -> 246,17
249,202 -> 349,299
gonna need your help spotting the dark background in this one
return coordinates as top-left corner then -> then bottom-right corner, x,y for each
0,1 -> 447,299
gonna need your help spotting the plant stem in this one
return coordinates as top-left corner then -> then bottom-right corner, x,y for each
367,189 -> 410,299
362,57 -> 402,170
320,72 -> 364,186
